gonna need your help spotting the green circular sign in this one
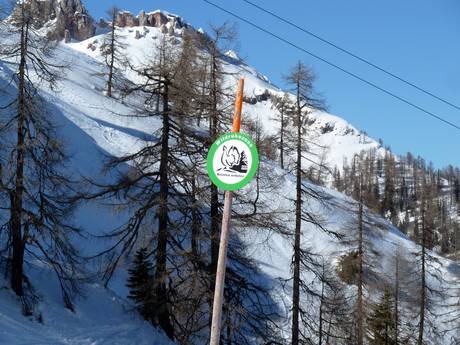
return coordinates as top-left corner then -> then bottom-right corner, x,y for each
207,132 -> 259,191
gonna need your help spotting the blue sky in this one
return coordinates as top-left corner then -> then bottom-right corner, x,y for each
86,0 -> 460,168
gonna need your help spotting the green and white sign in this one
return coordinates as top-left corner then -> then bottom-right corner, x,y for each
207,132 -> 259,191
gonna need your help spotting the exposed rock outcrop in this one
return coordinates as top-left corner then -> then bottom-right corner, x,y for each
64,29 -> 71,43
149,12 -> 169,27
10,1 -> 189,41
167,24 -> 174,36
138,11 -> 148,26
98,18 -> 109,29
10,0 -> 95,41
116,11 -> 139,27
114,10 -> 186,31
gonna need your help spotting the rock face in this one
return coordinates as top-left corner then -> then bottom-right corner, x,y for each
160,24 -> 168,34
11,1 -> 188,40
64,29 -> 71,43
116,11 -> 139,27
114,10 -> 186,31
98,18 -> 109,29
138,11 -> 148,26
11,0 -> 95,41
149,12 -> 169,27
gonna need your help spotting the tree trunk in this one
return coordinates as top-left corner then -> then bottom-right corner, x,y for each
210,52 -> 220,270
153,86 -> 174,340
357,180 -> 364,345
107,11 -> 116,97
325,295 -> 334,345
11,19 -> 29,297
280,104 -> 284,170
292,83 -> 302,345
191,171 -> 200,262
210,185 -> 219,269
418,209 -> 426,345
394,256 -> 400,345
209,52 -> 221,329
318,278 -> 324,345
225,309 -> 232,345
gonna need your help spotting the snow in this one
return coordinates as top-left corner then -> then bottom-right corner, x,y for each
224,49 -> 240,61
0,263 -> 174,345
0,22 -> 459,344
0,29 -> 173,344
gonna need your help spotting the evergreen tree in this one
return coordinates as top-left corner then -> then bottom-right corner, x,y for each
333,166 -> 343,192
127,248 -> 154,322
367,287 -> 397,345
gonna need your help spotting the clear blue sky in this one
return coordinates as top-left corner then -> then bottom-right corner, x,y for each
86,0 -> 460,168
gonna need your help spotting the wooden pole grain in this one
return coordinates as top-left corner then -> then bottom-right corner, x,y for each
209,78 -> 244,345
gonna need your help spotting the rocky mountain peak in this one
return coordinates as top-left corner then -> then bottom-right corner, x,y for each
112,10 -> 186,30
11,0 -> 95,41
9,0 -> 190,42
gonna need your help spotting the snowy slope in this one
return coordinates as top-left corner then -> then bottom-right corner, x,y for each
240,171 -> 460,343
0,29 -> 176,345
65,25 -> 459,343
68,25 -> 385,175
0,264 -> 174,345
0,16 -> 458,345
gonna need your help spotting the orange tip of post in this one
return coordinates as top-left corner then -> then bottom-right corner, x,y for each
232,78 -> 245,133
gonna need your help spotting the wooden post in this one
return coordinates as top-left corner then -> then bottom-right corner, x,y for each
209,78 -> 244,345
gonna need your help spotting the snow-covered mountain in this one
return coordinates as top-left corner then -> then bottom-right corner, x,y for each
1,3 -> 459,345
70,19 -> 384,169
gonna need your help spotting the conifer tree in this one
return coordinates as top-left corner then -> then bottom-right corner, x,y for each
307,258 -> 353,345
283,61 -> 333,345
0,0 -> 82,311
87,37 -> 195,340
199,22 -> 236,290
390,246 -> 415,345
127,247 -> 154,322
339,165 -> 380,345
455,177 -> 460,204
271,92 -> 293,170
84,24 -> 284,345
357,179 -> 365,345
381,151 -> 397,221
101,6 -> 127,98
411,180 -> 445,345
367,286 -> 397,345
